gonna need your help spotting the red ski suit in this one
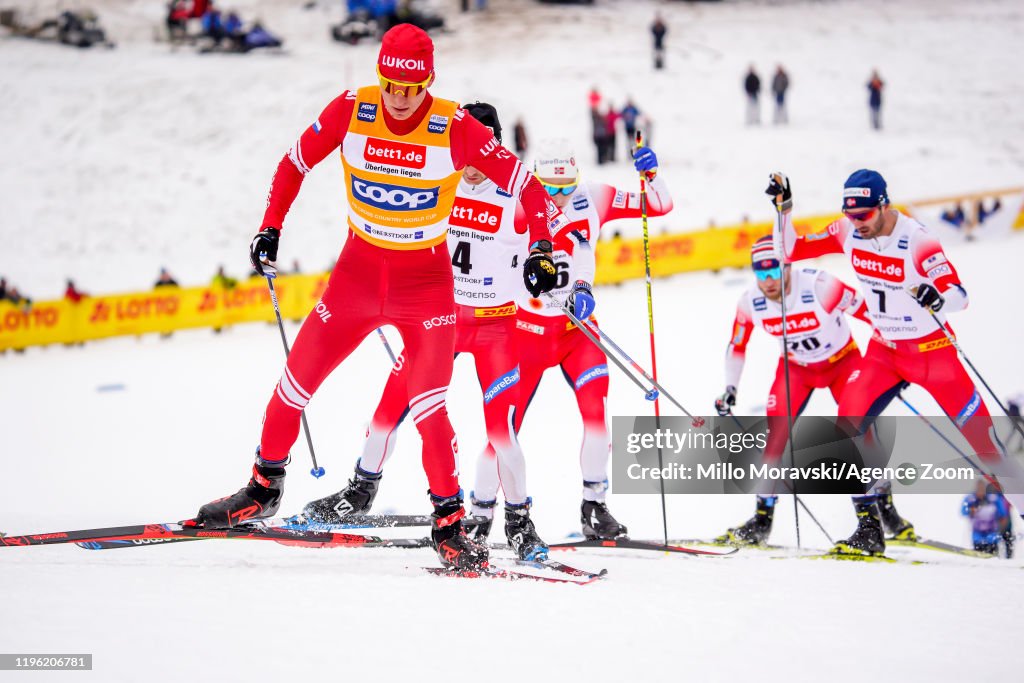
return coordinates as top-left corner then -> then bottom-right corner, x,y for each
257,87 -> 553,499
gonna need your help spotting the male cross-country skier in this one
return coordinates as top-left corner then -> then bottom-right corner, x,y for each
769,169 -> 1024,556
300,102 -> 582,562
189,25 -> 560,571
474,138 -> 673,540
714,235 -> 873,545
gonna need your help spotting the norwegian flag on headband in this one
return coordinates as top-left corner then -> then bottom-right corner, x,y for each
554,166 -> 565,175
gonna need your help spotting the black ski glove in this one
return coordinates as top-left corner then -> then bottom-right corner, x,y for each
715,386 -> 737,417
765,172 -> 792,212
250,227 -> 280,276
523,240 -> 557,297
913,283 -> 945,312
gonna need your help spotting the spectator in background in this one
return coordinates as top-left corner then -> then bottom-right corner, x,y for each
941,203 -> 966,229
867,69 -> 884,130
1007,393 -> 1023,452
513,118 -> 528,157
154,267 -> 179,288
201,5 -> 225,46
223,10 -> 243,41
64,279 -> 87,302
0,277 -> 7,301
744,65 -> 761,125
771,65 -> 789,125
5,285 -> 32,310
977,197 -> 1002,225
591,106 -> 608,165
604,105 -> 619,163
242,21 -> 282,51
211,265 -> 238,289
620,99 -> 640,155
166,0 -> 190,41
962,481 -> 1013,557
651,13 -> 666,70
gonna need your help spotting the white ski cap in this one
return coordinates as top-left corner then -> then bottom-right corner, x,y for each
533,139 -> 579,180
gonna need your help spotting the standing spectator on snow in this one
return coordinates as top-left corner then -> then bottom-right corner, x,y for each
651,13 -> 666,70
620,99 -> 640,154
64,279 -> 87,303
591,106 -> 608,165
771,65 -> 789,125
867,69 -> 884,130
744,65 -> 761,125
0,277 -> 7,301
513,118 -> 528,156
604,105 -> 620,163
154,267 -> 179,288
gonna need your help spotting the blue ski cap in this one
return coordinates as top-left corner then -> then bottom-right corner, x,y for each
843,169 -> 888,211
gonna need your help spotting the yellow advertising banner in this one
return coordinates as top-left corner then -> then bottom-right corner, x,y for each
0,274 -> 331,351
594,212 -> 844,285
1,200 -> 1018,351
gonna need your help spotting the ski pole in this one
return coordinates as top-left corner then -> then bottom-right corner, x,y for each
263,272 -> 325,479
771,183 -> 800,548
724,411 -> 832,544
545,293 -> 704,427
376,328 -> 398,365
911,290 -> 1024,443
635,129 -> 669,546
635,131 -> 663,416
898,392 -> 1001,490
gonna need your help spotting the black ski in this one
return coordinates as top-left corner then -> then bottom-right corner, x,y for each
550,538 -> 738,556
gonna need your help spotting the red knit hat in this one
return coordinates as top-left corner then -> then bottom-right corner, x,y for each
378,24 -> 434,84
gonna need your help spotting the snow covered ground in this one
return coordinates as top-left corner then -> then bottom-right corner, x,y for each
2,0 -> 1023,681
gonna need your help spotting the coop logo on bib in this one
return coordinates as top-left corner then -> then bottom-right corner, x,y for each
357,103 -> 378,122
851,249 -> 904,282
427,114 -> 449,134
351,177 -> 440,211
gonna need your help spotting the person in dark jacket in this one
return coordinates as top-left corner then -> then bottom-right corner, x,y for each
513,118 -> 528,156
771,65 -> 789,125
868,69 -> 884,130
620,99 -> 640,154
651,13 -> 666,70
744,65 -> 761,125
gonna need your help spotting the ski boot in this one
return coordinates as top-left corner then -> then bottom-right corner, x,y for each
581,500 -> 628,540
465,492 -> 497,541
831,497 -> 885,557
1003,527 -> 1015,559
191,452 -> 287,528
715,495 -> 776,546
302,462 -> 381,523
431,491 -> 489,571
505,498 -> 549,561
876,482 -> 916,541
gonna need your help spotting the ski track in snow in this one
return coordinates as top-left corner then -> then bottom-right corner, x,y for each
2,0 -> 1023,680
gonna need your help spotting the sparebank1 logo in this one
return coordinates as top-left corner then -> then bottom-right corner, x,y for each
351,177 -> 440,211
